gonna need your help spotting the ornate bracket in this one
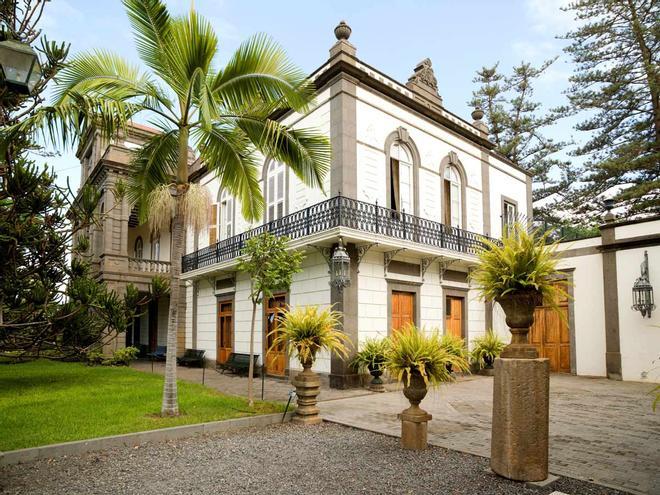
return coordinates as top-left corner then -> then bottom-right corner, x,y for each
356,242 -> 378,272
309,244 -> 333,272
420,256 -> 441,281
438,257 -> 456,283
384,248 -> 407,276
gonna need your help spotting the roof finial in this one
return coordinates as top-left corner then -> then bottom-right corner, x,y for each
334,20 -> 352,41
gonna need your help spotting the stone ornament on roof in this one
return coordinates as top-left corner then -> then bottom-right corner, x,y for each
334,20 -> 352,41
408,58 -> 438,92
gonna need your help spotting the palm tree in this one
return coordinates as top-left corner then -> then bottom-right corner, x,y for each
27,0 -> 330,415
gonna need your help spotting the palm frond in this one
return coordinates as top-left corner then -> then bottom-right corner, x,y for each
126,129 -> 179,223
234,117 -> 330,191
192,125 -> 264,221
212,33 -> 314,112
122,0 -> 177,91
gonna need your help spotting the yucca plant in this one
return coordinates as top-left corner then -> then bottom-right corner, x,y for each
384,324 -> 470,387
271,306 -> 351,368
350,337 -> 390,373
439,333 -> 469,363
471,222 -> 567,309
470,330 -> 506,369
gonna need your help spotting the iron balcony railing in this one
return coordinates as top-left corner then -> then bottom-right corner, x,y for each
182,196 -> 493,272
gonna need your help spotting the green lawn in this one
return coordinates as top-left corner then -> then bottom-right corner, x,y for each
0,360 -> 283,451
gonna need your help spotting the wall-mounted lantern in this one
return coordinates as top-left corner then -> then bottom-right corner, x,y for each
0,39 -> 42,95
330,237 -> 351,291
632,251 -> 655,318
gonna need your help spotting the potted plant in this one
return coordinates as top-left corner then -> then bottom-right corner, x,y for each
271,305 -> 351,424
439,333 -> 469,374
384,324 -> 469,449
350,337 -> 390,392
471,223 -> 566,359
471,330 -> 505,372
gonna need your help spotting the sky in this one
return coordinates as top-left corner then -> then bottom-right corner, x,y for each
36,0 -> 580,191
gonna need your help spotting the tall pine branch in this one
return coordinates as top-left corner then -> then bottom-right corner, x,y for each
562,0 -> 659,217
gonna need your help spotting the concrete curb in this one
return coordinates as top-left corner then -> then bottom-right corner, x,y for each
0,411 -> 294,467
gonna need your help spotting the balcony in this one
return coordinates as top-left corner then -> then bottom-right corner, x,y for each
129,258 -> 171,274
183,196 -> 494,273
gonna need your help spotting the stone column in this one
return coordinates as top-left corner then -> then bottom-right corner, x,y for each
491,357 -> 549,481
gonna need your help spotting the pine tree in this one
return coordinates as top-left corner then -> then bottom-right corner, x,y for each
469,60 -> 574,227
562,0 -> 659,217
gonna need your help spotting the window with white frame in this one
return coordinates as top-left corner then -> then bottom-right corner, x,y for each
266,161 -> 285,222
443,165 -> 462,228
219,189 -> 233,239
502,200 -> 517,234
389,142 -> 413,213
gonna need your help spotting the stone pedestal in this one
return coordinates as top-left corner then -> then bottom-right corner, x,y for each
292,367 -> 322,425
398,407 -> 432,450
491,358 -> 550,481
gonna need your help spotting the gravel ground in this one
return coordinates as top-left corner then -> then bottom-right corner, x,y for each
0,423 -> 627,495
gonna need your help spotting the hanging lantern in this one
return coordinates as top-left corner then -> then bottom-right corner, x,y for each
0,39 -> 42,95
631,251 -> 655,318
330,237 -> 351,291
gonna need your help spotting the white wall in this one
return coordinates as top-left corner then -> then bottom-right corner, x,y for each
616,244 -> 660,382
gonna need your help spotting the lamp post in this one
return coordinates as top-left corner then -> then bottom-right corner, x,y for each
0,38 -> 42,96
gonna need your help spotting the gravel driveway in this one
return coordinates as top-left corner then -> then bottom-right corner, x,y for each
0,423 -> 626,495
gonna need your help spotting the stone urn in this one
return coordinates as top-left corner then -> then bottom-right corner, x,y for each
292,358 -> 322,425
495,289 -> 543,359
398,371 -> 432,450
367,362 -> 385,392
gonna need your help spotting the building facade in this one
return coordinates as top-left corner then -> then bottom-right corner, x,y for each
74,124 -> 185,354
180,24 -> 532,387
552,215 -> 660,383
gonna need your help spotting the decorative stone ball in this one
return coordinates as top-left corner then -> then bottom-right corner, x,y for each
334,20 -> 352,41
471,107 -> 484,121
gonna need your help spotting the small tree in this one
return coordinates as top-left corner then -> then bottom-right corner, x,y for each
237,233 -> 303,406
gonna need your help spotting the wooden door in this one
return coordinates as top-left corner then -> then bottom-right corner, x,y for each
529,284 -> 570,373
216,300 -> 233,365
445,296 -> 463,339
265,295 -> 287,376
392,291 -> 415,333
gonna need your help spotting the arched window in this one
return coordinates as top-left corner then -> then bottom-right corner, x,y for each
389,142 -> 413,213
218,189 -> 234,239
266,161 -> 285,222
151,234 -> 160,260
134,236 -> 143,259
443,165 -> 462,228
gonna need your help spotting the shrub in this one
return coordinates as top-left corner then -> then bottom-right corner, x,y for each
109,346 -> 140,366
384,325 -> 469,387
85,348 -> 105,366
471,222 -> 567,311
470,330 -> 506,369
350,337 -> 390,373
439,333 -> 469,362
272,306 -> 351,367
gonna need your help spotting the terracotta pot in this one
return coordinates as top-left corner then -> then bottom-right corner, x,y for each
496,289 -> 543,359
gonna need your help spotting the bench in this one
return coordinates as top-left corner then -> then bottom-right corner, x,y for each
217,353 -> 260,376
177,349 -> 205,368
147,345 -> 167,361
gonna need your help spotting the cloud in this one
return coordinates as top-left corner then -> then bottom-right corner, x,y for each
525,0 -> 573,35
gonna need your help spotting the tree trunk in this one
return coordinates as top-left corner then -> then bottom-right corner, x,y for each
160,125 -> 189,417
247,300 -> 257,408
161,199 -> 183,416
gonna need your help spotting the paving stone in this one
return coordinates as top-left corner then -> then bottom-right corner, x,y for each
320,374 -> 659,495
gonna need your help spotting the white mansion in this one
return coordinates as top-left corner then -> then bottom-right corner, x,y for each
179,23 -> 531,387
76,22 -> 658,387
